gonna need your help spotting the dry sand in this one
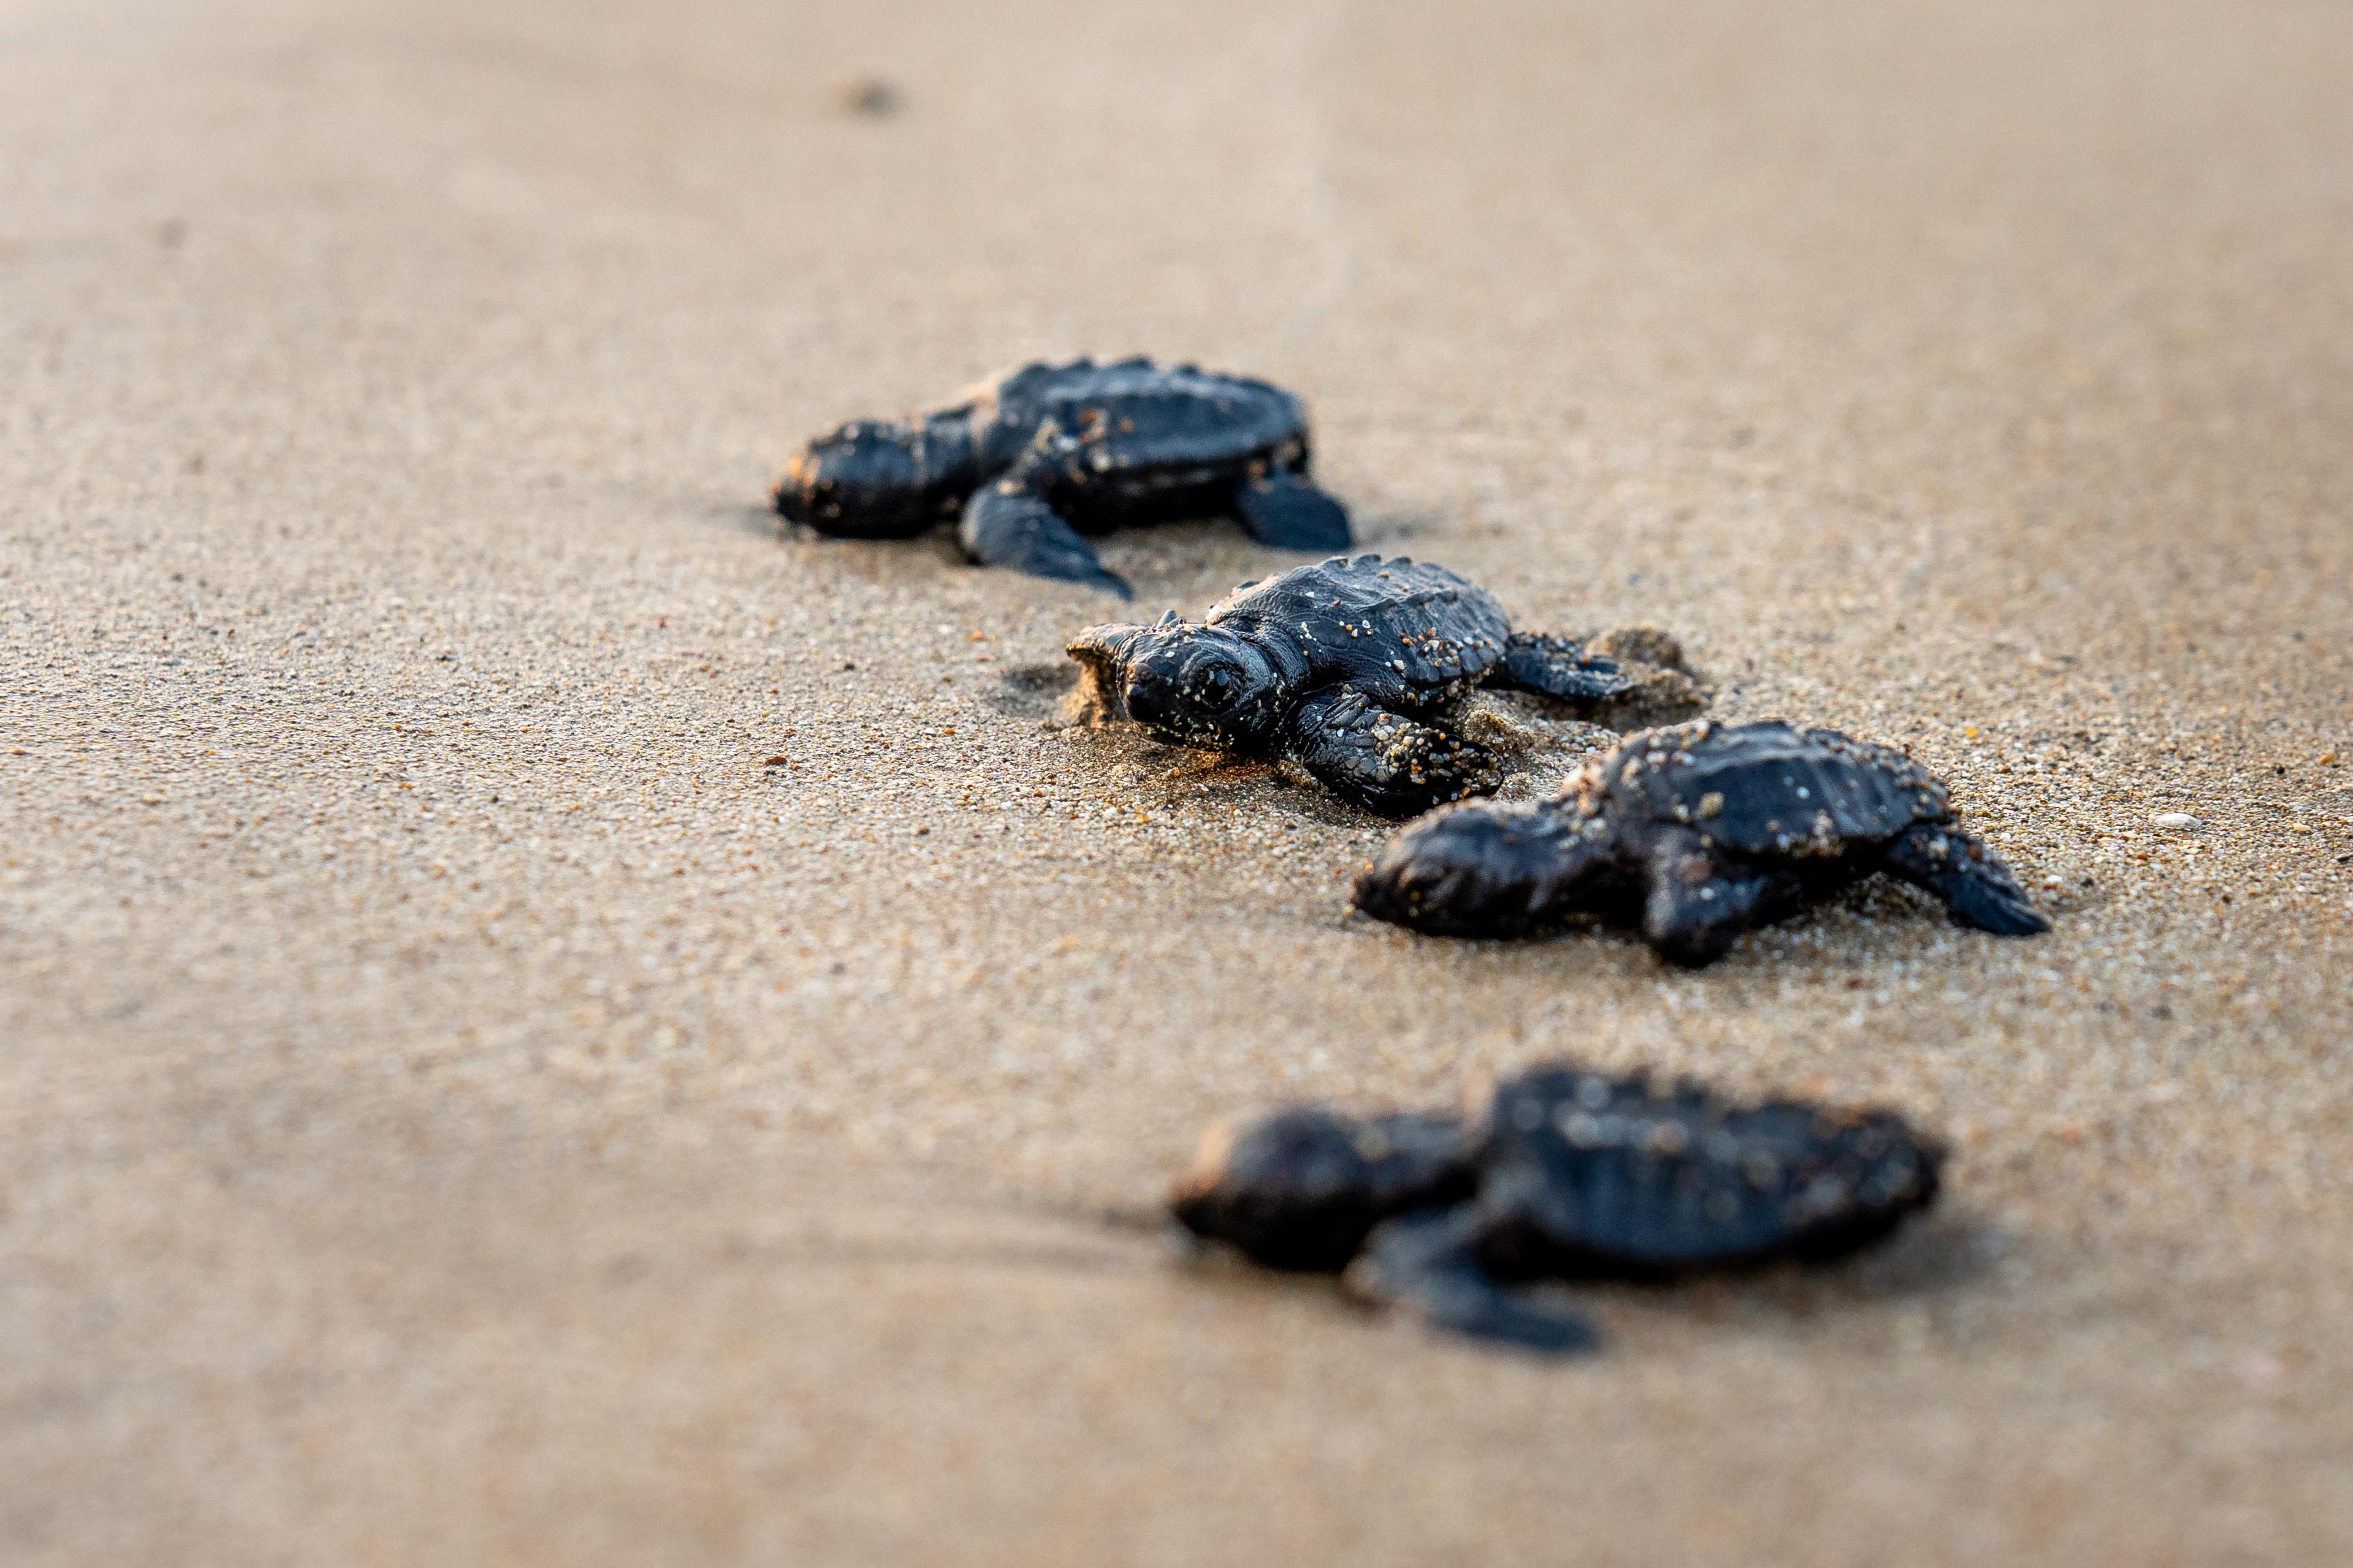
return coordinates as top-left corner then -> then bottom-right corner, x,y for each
3,0 -> 2351,1562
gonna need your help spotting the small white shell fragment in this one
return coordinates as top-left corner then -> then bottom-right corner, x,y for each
2152,812 -> 2206,832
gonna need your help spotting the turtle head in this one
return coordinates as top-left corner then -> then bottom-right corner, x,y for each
1352,798 -> 1611,938
1066,615 -> 1283,749
1170,1106 -> 1478,1272
773,415 -> 972,534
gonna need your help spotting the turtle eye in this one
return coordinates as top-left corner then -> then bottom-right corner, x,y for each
1194,664 -> 1242,711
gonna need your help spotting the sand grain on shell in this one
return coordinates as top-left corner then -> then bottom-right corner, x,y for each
2,0 -> 2350,1564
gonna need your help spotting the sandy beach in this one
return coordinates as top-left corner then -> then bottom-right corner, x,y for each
3,0 -> 2350,1561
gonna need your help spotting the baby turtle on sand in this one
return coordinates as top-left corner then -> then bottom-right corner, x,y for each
1353,719 -> 2049,966
1172,1061 -> 1945,1354
772,358 -> 1351,598
1068,554 -> 1675,817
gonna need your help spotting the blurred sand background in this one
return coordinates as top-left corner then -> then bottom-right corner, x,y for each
3,0 -> 2350,1562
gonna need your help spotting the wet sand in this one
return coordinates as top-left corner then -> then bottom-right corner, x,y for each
3,0 -> 2350,1562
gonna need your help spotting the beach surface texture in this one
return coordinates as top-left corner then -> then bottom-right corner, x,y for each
3,1 -> 2349,1562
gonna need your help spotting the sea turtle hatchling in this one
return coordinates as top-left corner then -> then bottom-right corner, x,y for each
1171,1061 -> 1946,1354
772,357 -> 1352,598
1352,719 -> 2049,966
1067,554 -> 1687,817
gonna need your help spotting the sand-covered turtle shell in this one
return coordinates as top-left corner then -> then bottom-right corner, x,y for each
972,357 -> 1310,478
1208,555 -> 1512,700
1575,719 -> 1951,860
1469,1064 -> 1945,1277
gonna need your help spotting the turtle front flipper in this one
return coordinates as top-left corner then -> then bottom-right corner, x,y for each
958,463 -> 1132,598
1880,823 -> 2050,936
1640,828 -> 1807,967
1492,632 -> 1636,703
1283,686 -> 1500,818
1349,1207 -> 1600,1355
1232,472 -> 1352,552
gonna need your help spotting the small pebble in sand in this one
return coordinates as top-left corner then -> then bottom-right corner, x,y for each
829,75 -> 902,118
2152,813 -> 2206,832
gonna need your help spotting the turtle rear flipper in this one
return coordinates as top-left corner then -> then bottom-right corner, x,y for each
1493,632 -> 1636,703
959,470 -> 1132,598
1232,472 -> 1352,552
1350,1208 -> 1600,1356
1881,822 -> 2050,935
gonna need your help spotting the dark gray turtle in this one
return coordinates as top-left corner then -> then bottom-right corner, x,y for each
772,357 -> 1351,598
1352,719 -> 2049,966
1171,1061 -> 1945,1355
1068,554 -> 1661,817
